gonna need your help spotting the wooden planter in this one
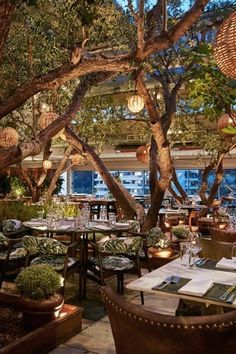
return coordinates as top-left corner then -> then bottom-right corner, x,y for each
0,291 -> 83,354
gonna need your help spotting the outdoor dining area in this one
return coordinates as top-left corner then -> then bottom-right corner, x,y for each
0,0 -> 236,353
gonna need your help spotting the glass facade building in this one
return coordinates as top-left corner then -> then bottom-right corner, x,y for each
71,169 -> 236,198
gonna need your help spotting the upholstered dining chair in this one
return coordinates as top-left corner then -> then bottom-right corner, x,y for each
22,235 -> 83,299
101,285 -> 236,354
0,232 -> 27,289
92,236 -> 144,303
2,219 -> 30,238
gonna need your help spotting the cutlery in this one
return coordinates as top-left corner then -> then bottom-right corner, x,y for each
219,286 -> 236,301
152,275 -> 180,290
226,292 -> 236,304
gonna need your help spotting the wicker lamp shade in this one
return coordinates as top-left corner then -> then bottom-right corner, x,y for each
127,95 -> 144,113
42,160 -> 52,169
0,127 -> 19,147
217,112 -> 236,135
213,11 -> 236,79
71,153 -> 85,165
38,111 -> 59,129
136,144 -> 150,164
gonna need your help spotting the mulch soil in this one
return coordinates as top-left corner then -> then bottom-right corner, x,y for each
0,305 -> 26,349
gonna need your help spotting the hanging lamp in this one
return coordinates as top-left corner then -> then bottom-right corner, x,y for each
42,160 -> 52,169
127,95 -> 144,113
217,112 -> 236,135
0,127 -> 19,147
136,144 -> 150,164
213,11 -> 236,79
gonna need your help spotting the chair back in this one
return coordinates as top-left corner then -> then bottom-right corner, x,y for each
98,236 -> 143,255
101,285 -> 236,354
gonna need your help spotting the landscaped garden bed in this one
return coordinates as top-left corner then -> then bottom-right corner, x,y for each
0,291 -> 83,354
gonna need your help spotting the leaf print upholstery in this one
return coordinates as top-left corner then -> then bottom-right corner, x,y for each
98,237 -> 143,255
2,219 -> 22,233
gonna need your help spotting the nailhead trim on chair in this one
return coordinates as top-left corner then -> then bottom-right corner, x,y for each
101,291 -> 236,330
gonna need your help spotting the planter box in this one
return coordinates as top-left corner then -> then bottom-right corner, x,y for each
0,291 -> 83,354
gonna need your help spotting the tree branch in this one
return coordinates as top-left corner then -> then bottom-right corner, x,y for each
141,0 -> 209,60
0,72 -> 115,169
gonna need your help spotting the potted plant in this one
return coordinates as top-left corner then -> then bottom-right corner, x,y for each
15,264 -> 64,330
172,227 -> 190,240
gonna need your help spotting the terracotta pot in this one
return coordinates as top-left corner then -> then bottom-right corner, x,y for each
19,293 -> 64,330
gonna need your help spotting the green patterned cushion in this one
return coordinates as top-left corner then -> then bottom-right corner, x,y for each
22,236 -> 43,254
0,232 -> 8,247
0,247 -> 27,260
30,255 -> 66,271
146,227 -> 168,248
101,256 -> 134,271
98,236 -> 143,254
39,238 -> 67,255
122,220 -> 140,232
2,219 -> 22,233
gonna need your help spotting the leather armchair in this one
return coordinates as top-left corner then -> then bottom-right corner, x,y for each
101,285 -> 236,354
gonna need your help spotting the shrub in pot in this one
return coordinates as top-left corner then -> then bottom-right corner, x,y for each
15,264 -> 64,330
172,227 -> 190,240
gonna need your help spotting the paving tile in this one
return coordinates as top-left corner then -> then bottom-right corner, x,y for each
64,320 -> 116,354
49,344 -> 86,354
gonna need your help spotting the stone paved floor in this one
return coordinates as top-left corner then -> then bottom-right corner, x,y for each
49,273 -> 179,354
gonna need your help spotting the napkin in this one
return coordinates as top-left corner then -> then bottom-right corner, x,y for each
56,225 -> 71,231
178,278 -> 213,297
115,222 -> 130,228
94,224 -> 111,230
216,257 -> 236,270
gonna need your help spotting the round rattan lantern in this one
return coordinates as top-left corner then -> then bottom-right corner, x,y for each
127,95 -> 144,113
71,153 -> 84,165
38,111 -> 59,129
136,144 -> 150,164
217,112 -> 236,135
213,11 -> 236,79
42,160 -> 52,169
0,127 -> 19,147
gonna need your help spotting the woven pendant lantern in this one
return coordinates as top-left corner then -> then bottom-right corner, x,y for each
217,112 -> 236,135
136,144 -> 150,164
43,160 -> 52,170
42,160 -> 52,169
71,153 -> 85,165
213,11 -> 236,79
38,111 -> 59,129
127,95 -> 144,113
0,127 -> 19,147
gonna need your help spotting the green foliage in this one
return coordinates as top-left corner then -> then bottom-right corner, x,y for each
10,176 -> 27,198
172,227 -> 189,240
15,264 -> 61,300
0,201 -> 40,222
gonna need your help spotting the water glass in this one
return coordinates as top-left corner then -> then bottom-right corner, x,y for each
37,210 -> 44,220
180,242 -> 191,266
231,242 -> 236,262
108,213 -> 116,227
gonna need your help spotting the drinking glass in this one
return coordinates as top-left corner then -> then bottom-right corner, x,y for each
189,232 -> 202,268
231,242 -> 236,263
37,210 -> 44,220
180,242 -> 191,266
108,212 -> 116,227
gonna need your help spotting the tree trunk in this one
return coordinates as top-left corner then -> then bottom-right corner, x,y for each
65,127 -> 145,222
0,0 -> 15,62
46,145 -> 73,200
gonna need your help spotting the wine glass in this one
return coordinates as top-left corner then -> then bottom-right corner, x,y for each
231,242 -> 236,263
189,232 -> 202,268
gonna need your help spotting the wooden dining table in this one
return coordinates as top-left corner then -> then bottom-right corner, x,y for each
126,257 -> 236,309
